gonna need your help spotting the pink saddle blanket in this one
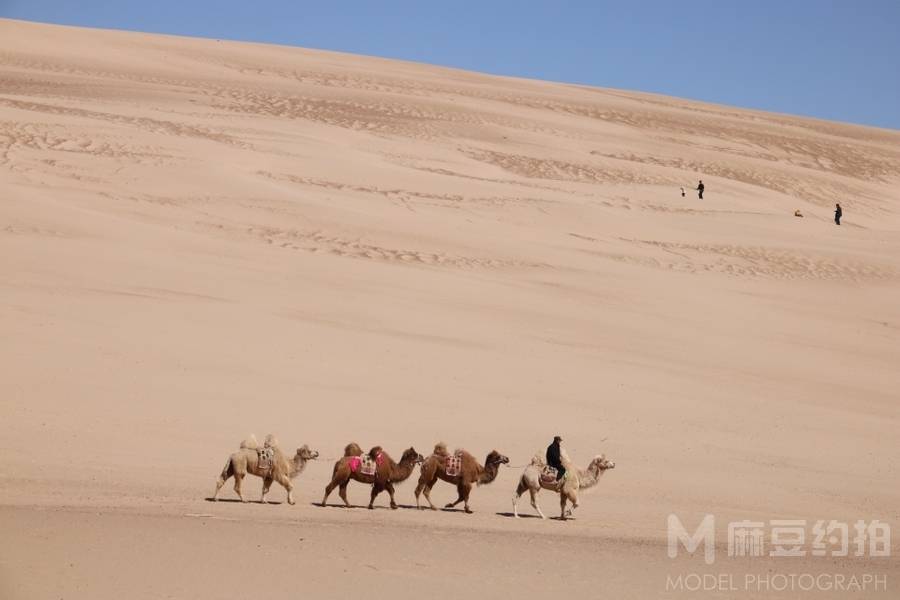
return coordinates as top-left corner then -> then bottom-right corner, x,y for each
349,453 -> 382,476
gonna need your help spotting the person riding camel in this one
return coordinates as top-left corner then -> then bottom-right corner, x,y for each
546,436 -> 566,481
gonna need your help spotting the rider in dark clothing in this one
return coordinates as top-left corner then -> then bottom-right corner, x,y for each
835,203 -> 842,225
546,436 -> 565,480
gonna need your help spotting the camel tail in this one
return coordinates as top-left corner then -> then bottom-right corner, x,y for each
219,457 -> 234,482
240,434 -> 259,450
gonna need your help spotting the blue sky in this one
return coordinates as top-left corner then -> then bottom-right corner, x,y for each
3,1 -> 899,130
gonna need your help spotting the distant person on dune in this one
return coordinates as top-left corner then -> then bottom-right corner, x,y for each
696,180 -> 705,199
546,436 -> 566,481
834,203 -> 842,225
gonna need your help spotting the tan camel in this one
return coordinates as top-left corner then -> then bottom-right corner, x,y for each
414,443 -> 510,513
212,434 -> 319,505
512,453 -> 615,520
320,445 -> 424,509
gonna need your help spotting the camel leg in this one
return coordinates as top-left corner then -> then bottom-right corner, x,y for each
447,482 -> 473,513
260,476 -> 273,503
368,482 -> 384,510
445,479 -> 467,510
385,481 -> 398,509
214,475 -> 228,501
461,482 -> 473,514
275,473 -> 295,505
214,459 -> 234,501
338,481 -> 351,508
513,478 -> 528,518
530,488 -> 546,520
422,481 -> 438,510
321,477 -> 339,506
414,479 -> 425,509
559,492 -> 569,520
445,490 -> 464,509
234,473 -> 245,502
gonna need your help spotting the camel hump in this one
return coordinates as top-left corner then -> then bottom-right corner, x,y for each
432,442 -> 449,457
344,442 -> 363,457
368,445 -> 383,459
530,453 -> 545,466
263,434 -> 278,448
240,434 -> 259,450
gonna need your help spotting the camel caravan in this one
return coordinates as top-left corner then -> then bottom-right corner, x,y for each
212,435 -> 615,521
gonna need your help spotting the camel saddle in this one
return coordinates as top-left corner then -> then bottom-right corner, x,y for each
445,452 -> 463,477
540,465 -> 562,486
348,453 -> 381,476
257,446 -> 276,471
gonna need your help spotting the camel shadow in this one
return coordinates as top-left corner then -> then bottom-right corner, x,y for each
315,502 -> 364,509
437,507 -> 473,514
313,502 -> 420,511
495,511 -> 543,520
203,497 -> 284,505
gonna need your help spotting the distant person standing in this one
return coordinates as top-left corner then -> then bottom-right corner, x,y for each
696,180 -> 705,199
834,203 -> 842,225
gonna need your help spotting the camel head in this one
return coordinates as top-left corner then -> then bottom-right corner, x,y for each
591,454 -> 615,471
296,445 -> 319,460
401,447 -> 425,465
486,450 -> 510,466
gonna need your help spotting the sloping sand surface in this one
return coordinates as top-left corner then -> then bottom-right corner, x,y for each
1,19 -> 899,599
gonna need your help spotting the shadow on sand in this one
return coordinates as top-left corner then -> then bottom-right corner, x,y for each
494,511 -> 543,520
203,497 -> 284,505
313,502 -> 421,511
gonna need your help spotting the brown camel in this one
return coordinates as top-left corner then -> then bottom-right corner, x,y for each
343,442 -> 363,456
213,434 -> 319,505
414,443 -> 510,513
512,453 -> 615,520
321,445 -> 424,509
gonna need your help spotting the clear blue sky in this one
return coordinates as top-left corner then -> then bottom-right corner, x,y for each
3,0 -> 899,130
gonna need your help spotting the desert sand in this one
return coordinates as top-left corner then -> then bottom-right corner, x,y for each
1,18 -> 899,599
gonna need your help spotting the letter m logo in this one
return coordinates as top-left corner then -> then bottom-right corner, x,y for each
668,514 -> 715,564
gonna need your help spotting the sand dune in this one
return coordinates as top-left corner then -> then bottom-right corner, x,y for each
1,19 -> 899,599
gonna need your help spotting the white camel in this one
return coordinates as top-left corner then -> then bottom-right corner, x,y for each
512,453 -> 615,520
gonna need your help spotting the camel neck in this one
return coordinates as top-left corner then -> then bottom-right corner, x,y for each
479,460 -> 500,485
390,458 -> 416,482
